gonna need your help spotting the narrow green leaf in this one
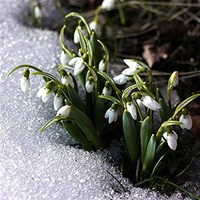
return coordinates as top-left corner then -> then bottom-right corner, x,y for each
142,134 -> 156,172
172,94 -> 200,119
123,110 -> 140,163
140,116 -> 153,164
70,106 -> 102,149
61,120 -> 93,151
98,94 -> 122,106
159,98 -> 172,122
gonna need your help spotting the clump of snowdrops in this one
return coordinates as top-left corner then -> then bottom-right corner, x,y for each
7,10 -> 200,196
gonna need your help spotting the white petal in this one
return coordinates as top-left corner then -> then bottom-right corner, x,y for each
123,59 -> 140,69
37,86 -> 45,98
74,59 -> 85,75
85,81 -> 94,93
102,87 -> 112,96
104,108 -> 117,124
127,102 -> 137,120
102,0 -> 115,10
163,131 -> 178,150
68,57 -> 80,66
61,75 -> 74,88
56,105 -> 70,117
42,89 -> 52,103
20,77 -> 30,93
98,60 -> 106,71
89,21 -> 101,35
60,51 -> 70,65
54,94 -> 63,111
74,28 -> 80,44
113,74 -> 128,85
34,6 -> 42,18
179,115 -> 192,130
142,96 -> 161,111
122,67 -> 137,76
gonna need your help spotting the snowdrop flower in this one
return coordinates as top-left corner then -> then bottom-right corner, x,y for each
89,21 -> 101,35
126,101 -> 137,120
113,74 -> 129,85
68,57 -> 85,76
85,77 -> 94,93
61,72 -> 74,88
102,87 -> 112,96
34,5 -> 42,19
98,59 -> 107,72
168,71 -> 179,88
73,26 -> 87,44
141,96 -> 161,111
122,59 -> 141,76
179,108 -> 192,130
37,86 -> 52,103
56,105 -> 70,118
20,68 -> 30,93
54,93 -> 64,111
105,104 -> 118,124
60,50 -> 71,65
163,129 -> 178,150
105,107 -> 118,124
101,0 -> 115,11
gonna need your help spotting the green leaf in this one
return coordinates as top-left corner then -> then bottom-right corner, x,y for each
140,116 -> 153,164
123,110 -> 140,163
159,98 -> 172,122
98,95 -> 122,106
142,134 -> 156,172
40,116 -> 66,132
6,64 -> 42,78
70,106 -> 102,149
172,94 -> 200,119
61,120 -> 93,151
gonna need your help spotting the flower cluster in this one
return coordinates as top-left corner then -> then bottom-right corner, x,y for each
7,11 -> 200,191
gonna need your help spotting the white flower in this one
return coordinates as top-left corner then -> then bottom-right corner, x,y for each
113,74 -> 128,85
105,108 -> 118,124
89,21 -> 101,35
68,57 -> 85,76
60,50 -> 70,65
98,59 -> 106,72
179,114 -> 192,130
37,86 -> 52,103
163,131 -> 178,150
20,76 -> 30,93
102,0 -> 115,11
34,6 -> 42,19
54,94 -> 63,111
73,27 -> 80,44
61,74 -> 74,88
126,101 -> 137,120
85,80 -> 94,93
102,87 -> 112,96
141,96 -> 161,111
122,59 -> 141,76
56,105 -> 70,118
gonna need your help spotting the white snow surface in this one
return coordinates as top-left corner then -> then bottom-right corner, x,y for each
0,0 -> 192,199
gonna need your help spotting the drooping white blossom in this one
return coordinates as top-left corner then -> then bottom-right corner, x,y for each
37,86 -> 52,103
122,59 -> 141,76
89,21 -> 101,35
20,76 -> 30,93
61,74 -> 74,88
85,80 -> 94,93
163,131 -> 178,150
179,114 -> 192,130
102,87 -> 112,96
105,108 -> 118,124
141,96 -> 161,111
56,105 -> 70,118
98,59 -> 106,72
54,94 -> 63,111
68,57 -> 85,76
113,74 -> 128,85
60,50 -> 71,65
34,5 -> 42,19
101,0 -> 115,11
126,101 -> 137,120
